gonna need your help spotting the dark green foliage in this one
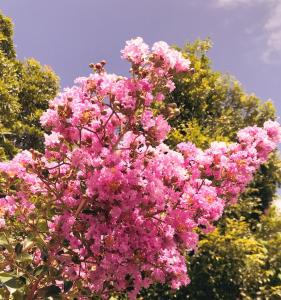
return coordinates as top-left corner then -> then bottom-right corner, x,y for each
13,58 -> 59,152
168,39 -> 276,149
0,11 -> 59,160
0,13 -> 15,59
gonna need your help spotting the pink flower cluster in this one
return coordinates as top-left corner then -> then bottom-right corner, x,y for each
0,38 -> 280,299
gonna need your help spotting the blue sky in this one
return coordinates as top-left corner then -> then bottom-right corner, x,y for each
1,0 -> 280,119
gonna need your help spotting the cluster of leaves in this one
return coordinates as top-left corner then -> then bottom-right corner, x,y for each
140,40 -> 281,299
0,11 -> 59,160
0,213 -> 63,299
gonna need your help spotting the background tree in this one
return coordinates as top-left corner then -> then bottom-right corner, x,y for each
0,11 -> 59,160
140,39 -> 281,300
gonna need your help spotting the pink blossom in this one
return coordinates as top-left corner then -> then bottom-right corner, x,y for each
0,37 -> 279,299
121,37 -> 149,64
264,119 -> 281,143
0,218 -> 5,228
152,41 -> 190,72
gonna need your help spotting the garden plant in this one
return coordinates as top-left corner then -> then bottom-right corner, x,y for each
0,37 -> 280,299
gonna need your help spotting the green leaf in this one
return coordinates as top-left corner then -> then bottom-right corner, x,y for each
37,285 -> 61,297
16,252 -> 33,263
71,254 -> 80,264
4,276 -> 25,288
33,265 -> 48,277
12,290 -> 25,300
40,247 -> 48,262
37,220 -> 48,232
0,233 -> 9,247
22,238 -> 34,250
63,280 -> 73,293
0,272 -> 14,283
15,243 -> 23,255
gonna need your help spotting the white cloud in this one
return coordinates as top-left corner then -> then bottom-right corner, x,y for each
215,0 -> 257,7
263,1 -> 281,62
214,0 -> 281,63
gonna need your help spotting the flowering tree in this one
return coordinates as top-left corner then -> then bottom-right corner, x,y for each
0,38 -> 280,299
